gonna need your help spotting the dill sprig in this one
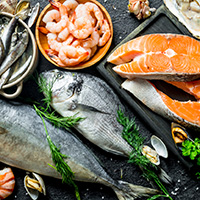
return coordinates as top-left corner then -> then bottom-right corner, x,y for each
117,108 -> 173,200
35,106 -> 83,131
35,105 -> 81,200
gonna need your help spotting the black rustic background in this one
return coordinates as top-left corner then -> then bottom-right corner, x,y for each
2,0 -> 200,199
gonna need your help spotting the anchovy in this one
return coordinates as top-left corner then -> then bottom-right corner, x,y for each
1,16 -> 18,54
0,29 -> 29,76
0,38 -> 5,65
41,69 -> 133,157
0,99 -> 159,199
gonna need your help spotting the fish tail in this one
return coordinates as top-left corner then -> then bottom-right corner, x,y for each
113,180 -> 160,200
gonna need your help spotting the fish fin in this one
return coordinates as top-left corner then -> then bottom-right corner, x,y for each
113,180 -> 160,200
76,103 -> 110,114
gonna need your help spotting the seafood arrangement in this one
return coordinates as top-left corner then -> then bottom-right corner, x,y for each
38,0 -> 111,67
164,0 -> 200,39
0,98 -> 159,199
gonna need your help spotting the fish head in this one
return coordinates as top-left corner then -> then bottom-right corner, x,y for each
41,69 -> 83,111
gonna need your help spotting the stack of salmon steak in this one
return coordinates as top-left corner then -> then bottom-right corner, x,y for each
107,34 -> 200,130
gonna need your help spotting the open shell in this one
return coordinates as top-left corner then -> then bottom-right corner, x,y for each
171,122 -> 188,144
142,145 -> 160,165
15,0 -> 30,20
164,0 -> 200,39
151,135 -> 168,158
24,172 -> 46,200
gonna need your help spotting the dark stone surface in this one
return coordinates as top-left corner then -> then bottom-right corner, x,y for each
2,0 -> 200,200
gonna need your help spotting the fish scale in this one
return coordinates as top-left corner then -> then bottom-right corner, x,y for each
0,99 -> 158,199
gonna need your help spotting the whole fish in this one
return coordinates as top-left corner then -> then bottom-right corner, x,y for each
0,99 -> 159,199
1,16 -> 18,55
41,69 -> 133,157
0,37 -> 5,65
0,29 -> 29,77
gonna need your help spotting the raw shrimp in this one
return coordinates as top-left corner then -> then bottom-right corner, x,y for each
98,19 -> 111,46
47,33 -> 63,52
46,0 -> 69,33
58,45 -> 89,66
0,168 -> 15,199
42,9 -> 61,24
84,2 -> 104,29
46,50 -> 66,66
63,0 -> 78,15
58,27 -> 70,41
81,29 -> 100,48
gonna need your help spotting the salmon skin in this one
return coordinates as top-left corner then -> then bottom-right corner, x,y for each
0,99 -> 159,200
122,78 -> 200,130
108,34 -> 200,81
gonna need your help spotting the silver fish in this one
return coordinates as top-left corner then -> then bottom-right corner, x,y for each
0,99 -> 159,199
0,29 -> 29,77
1,16 -> 18,54
41,69 -> 133,157
0,37 -> 5,65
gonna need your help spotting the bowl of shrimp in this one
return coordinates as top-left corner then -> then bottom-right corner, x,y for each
35,0 -> 113,70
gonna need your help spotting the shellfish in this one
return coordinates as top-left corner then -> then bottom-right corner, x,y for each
164,0 -> 200,39
24,172 -> 46,200
0,0 -> 18,14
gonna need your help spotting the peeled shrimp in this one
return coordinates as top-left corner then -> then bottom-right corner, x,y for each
84,2 -> 104,29
0,168 -> 15,199
98,19 -> 111,46
47,33 -> 63,52
81,29 -> 100,48
46,0 -> 69,33
63,0 -> 78,15
58,27 -> 70,41
42,9 -> 61,24
58,45 -> 89,66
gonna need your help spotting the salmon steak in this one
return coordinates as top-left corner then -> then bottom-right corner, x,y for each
108,34 -> 200,81
122,78 -> 200,130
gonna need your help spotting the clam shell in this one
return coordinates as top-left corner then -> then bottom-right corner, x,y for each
164,0 -> 200,39
0,0 -> 17,14
151,135 -> 168,158
142,145 -> 160,165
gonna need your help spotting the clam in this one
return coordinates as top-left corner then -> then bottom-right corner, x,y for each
171,122 -> 188,144
142,145 -> 160,165
24,172 -> 46,200
151,135 -> 168,158
0,0 -> 18,14
164,0 -> 200,39
15,0 -> 30,21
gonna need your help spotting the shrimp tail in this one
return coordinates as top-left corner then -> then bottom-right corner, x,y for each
49,0 -> 59,10
38,27 -> 49,34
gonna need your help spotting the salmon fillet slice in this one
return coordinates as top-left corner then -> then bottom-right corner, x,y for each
108,34 -> 200,81
167,80 -> 200,100
122,78 -> 200,130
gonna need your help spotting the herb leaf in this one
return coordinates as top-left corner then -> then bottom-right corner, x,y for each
34,105 -> 81,200
117,108 -> 173,200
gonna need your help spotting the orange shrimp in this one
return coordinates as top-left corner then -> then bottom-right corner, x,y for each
98,19 -> 111,47
0,167 -> 15,199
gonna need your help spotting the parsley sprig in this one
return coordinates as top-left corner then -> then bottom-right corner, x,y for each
117,108 -> 173,200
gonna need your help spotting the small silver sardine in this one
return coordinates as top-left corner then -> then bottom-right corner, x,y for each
0,29 -> 29,77
41,69 -> 133,157
0,99 -> 158,200
0,37 -> 5,65
1,16 -> 18,54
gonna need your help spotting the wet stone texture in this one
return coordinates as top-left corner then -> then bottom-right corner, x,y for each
2,0 -> 200,200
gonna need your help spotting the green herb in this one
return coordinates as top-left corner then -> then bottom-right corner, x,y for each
35,106 -> 83,131
117,108 -> 173,200
35,105 -> 81,200
182,137 -> 200,178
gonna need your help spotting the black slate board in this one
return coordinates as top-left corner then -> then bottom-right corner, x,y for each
97,5 -> 195,170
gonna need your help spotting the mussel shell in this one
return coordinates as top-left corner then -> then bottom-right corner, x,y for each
15,0 -> 30,20
171,122 -> 188,144
32,172 -> 46,195
151,135 -> 168,158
